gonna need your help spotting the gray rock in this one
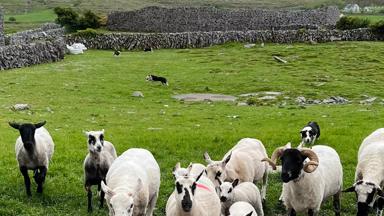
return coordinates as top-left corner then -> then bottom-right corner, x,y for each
360,97 -> 377,104
12,104 -> 30,111
173,93 -> 237,102
237,102 -> 248,106
259,95 -> 277,100
132,91 -> 144,97
244,43 -> 256,48
296,96 -> 306,104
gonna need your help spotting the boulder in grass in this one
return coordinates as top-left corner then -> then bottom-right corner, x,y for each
12,104 -> 30,111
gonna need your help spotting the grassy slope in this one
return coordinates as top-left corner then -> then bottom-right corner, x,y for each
350,14 -> 384,22
4,9 -> 56,34
0,42 -> 383,215
1,0 -> 345,14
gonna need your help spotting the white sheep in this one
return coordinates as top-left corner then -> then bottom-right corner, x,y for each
83,129 -> 117,212
10,121 -> 54,196
218,179 -> 263,216
343,128 -> 384,215
204,138 -> 269,200
101,148 -> 160,216
263,145 -> 342,215
229,201 -> 257,216
172,162 -> 206,179
166,168 -> 221,216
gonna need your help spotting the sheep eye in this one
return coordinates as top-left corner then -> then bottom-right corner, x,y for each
100,134 -> 104,141
216,171 -> 222,177
130,204 -> 133,209
176,182 -> 183,194
228,188 -> 232,193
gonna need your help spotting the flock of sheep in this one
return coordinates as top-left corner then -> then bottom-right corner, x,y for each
8,120 -> 384,216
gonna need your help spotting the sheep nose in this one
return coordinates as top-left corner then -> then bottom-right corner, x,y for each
97,146 -> 102,151
220,196 -> 227,202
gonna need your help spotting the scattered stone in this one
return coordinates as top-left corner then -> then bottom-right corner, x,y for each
237,102 -> 248,106
259,95 -> 277,100
261,42 -> 265,47
173,93 -> 237,102
239,93 -> 259,97
239,91 -> 282,97
244,43 -> 256,48
264,91 -> 282,96
273,56 -> 287,64
323,96 -> 349,104
227,115 -> 240,119
132,91 -> 144,97
360,97 -> 377,104
296,96 -> 306,104
148,127 -> 162,130
12,104 -> 30,111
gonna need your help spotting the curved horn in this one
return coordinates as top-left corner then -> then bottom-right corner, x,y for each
300,148 -> 319,173
261,146 -> 285,170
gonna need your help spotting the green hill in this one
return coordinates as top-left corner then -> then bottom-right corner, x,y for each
1,0 -> 347,14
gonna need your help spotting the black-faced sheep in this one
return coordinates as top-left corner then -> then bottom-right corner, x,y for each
263,145 -> 342,216
9,121 -> 54,196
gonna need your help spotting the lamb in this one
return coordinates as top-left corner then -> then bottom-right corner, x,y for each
218,179 -> 263,216
263,144 -> 343,216
101,148 -> 160,216
228,201 -> 257,216
9,121 -> 54,196
343,128 -> 384,216
166,168 -> 221,216
83,129 -> 117,212
203,138 -> 269,201
172,162 -> 206,179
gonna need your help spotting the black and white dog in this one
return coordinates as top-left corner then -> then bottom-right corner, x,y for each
146,74 -> 168,86
300,121 -> 320,146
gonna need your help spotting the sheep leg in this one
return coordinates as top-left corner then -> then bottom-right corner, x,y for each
376,196 -> 384,216
20,166 -> 31,196
99,182 -> 105,208
86,184 -> 93,212
36,166 -> 47,193
287,208 -> 296,216
261,168 -> 268,202
145,192 -> 159,216
255,195 -> 264,216
333,190 -> 341,216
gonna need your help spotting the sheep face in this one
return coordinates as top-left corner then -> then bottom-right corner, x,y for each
204,152 -> 231,186
218,179 -> 239,203
85,130 -> 105,153
9,121 -> 46,151
344,181 -> 384,216
101,181 -> 136,216
109,194 -> 134,216
280,149 -> 307,183
175,177 -> 197,212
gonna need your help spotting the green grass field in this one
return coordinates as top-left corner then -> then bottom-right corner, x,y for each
1,42 -> 384,215
350,14 -> 384,23
4,9 -> 56,34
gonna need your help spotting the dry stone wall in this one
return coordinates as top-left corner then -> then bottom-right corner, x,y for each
107,6 -> 340,32
0,38 -> 65,70
5,23 -> 64,45
66,28 -> 375,50
0,7 -> 4,46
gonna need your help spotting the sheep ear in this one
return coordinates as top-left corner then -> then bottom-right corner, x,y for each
246,211 -> 253,216
35,121 -> 46,128
204,152 -> 213,164
285,142 -> 292,149
9,122 -> 20,130
377,187 -> 384,197
222,152 -> 232,167
232,179 -> 239,188
187,162 -> 193,169
101,181 -> 115,197
195,171 -> 204,182
172,162 -> 181,178
342,185 -> 355,193
84,131 -> 90,137
101,129 -> 105,134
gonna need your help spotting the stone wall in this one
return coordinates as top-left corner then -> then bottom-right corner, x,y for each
107,6 -> 340,33
66,28 -> 375,50
0,38 -> 65,70
5,23 -> 64,45
0,7 -> 4,46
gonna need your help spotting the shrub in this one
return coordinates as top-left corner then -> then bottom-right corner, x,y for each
54,7 -> 79,32
8,17 -> 16,22
336,16 -> 370,30
72,28 -> 98,38
78,10 -> 101,29
370,20 -> 384,35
